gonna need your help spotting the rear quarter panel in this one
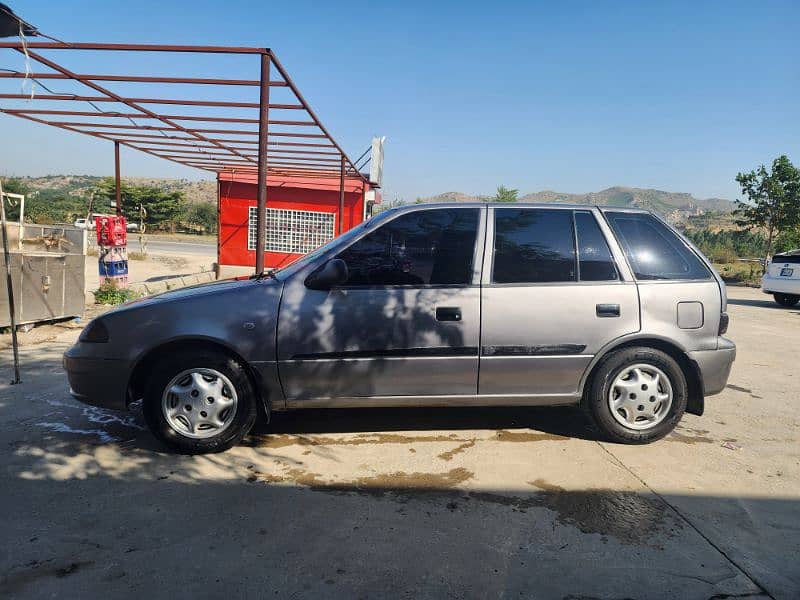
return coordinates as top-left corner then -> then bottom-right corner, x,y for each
636,281 -> 722,351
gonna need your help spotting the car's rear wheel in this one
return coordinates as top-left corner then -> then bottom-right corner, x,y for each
773,293 -> 800,307
143,350 -> 257,454
585,347 -> 687,444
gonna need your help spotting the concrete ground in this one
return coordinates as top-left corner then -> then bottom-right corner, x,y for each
0,286 -> 797,599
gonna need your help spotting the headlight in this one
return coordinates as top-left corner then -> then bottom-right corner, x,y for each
79,318 -> 109,343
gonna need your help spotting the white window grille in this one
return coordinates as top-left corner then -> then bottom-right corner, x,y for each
248,206 -> 336,254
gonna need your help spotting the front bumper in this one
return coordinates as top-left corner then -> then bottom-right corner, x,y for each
63,348 -> 132,411
761,275 -> 800,295
688,337 -> 736,397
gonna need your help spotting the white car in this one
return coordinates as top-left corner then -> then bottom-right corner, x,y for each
762,249 -> 800,306
74,217 -> 95,230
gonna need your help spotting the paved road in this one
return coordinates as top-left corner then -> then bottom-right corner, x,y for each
128,238 -> 216,257
0,286 -> 797,599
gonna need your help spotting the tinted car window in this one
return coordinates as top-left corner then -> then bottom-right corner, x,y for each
575,211 -> 618,281
337,208 -> 479,286
605,212 -> 710,280
493,209 -> 576,283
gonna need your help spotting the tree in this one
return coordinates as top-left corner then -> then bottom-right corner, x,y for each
184,201 -> 218,233
734,155 -> 800,272
493,185 -> 519,203
92,178 -> 186,232
0,178 -> 30,221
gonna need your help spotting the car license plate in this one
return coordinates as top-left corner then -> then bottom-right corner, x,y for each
780,267 -> 793,277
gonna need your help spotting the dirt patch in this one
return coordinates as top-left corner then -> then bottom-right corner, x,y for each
666,426 -> 714,445
152,255 -> 188,269
437,440 -> 476,461
249,429 -> 566,450
529,478 -> 564,492
246,463 -> 474,497
493,430 -> 567,443
246,464 -> 326,487
347,468 -> 474,491
667,431 -> 714,445
247,432 -> 467,449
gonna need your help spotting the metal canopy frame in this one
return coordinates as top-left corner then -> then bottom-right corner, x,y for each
0,41 -> 369,273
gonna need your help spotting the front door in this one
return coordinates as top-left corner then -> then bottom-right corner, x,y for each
479,207 -> 640,399
277,206 -> 485,403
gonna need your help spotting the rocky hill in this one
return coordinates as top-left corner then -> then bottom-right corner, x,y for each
419,186 -> 737,224
11,175 -> 217,205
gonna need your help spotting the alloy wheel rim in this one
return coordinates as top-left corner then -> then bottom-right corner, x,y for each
161,368 -> 238,439
607,363 -> 673,431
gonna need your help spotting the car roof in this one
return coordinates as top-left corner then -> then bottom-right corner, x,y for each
389,202 -> 651,213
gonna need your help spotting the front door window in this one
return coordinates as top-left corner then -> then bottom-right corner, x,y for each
336,208 -> 480,286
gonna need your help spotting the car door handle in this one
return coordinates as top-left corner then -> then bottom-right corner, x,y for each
436,307 -> 462,322
596,303 -> 620,318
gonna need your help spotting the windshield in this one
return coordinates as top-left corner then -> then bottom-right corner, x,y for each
271,208 -> 399,279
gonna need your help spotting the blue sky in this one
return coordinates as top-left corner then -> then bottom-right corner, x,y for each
0,0 -> 798,202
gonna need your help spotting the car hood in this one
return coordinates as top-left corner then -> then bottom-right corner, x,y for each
110,277 -> 274,313
87,275 -> 284,363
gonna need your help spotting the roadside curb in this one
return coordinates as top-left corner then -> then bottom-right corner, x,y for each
132,271 -> 216,296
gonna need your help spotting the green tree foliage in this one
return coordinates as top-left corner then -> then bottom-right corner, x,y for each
1,178 -> 29,221
493,185 -> 519,203
92,177 -> 186,232
684,229 -> 768,262
2,178 -> 89,224
734,155 -> 800,270
184,201 -> 218,233
775,227 -> 800,252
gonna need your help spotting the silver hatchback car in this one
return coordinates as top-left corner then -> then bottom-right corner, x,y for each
64,204 -> 735,453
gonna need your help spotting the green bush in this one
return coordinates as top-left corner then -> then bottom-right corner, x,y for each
92,281 -> 140,305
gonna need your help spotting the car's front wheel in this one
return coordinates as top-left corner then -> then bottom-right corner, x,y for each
773,293 -> 800,307
143,350 -> 257,454
585,347 -> 687,444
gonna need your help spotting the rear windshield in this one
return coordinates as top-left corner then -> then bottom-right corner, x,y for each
772,253 -> 800,264
605,212 -> 711,280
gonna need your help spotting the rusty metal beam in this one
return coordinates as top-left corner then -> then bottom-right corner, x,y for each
12,47 -> 259,166
0,43 -> 369,186
2,110 -> 212,172
0,94 -> 303,109
0,72 -> 288,86
0,41 -> 271,54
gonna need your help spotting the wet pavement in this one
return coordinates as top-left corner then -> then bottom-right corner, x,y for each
0,286 -> 797,599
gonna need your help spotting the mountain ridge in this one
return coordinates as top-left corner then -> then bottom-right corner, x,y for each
417,186 -> 736,224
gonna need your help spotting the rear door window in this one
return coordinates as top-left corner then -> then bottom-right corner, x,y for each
336,208 -> 479,286
493,209 -> 576,283
575,211 -> 618,281
605,212 -> 710,280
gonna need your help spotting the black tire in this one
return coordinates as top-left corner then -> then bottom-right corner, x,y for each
143,350 -> 257,454
584,347 -> 687,444
773,293 -> 800,307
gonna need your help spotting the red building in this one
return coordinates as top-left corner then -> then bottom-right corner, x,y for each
217,171 -> 380,278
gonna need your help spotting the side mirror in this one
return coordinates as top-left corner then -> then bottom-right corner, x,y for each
304,258 -> 349,290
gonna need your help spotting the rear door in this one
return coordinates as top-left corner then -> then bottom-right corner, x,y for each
277,206 -> 485,402
479,207 -> 640,398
